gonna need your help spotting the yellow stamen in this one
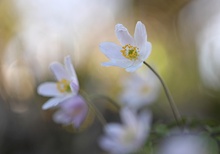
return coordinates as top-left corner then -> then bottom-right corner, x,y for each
57,79 -> 71,93
121,44 -> 139,60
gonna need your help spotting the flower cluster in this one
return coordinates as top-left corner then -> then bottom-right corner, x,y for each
37,21 -> 217,154
98,21 -> 154,154
37,56 -> 88,129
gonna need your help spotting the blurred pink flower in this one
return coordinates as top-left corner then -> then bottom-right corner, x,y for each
37,55 -> 79,110
100,21 -> 151,72
53,95 -> 88,128
99,107 -> 151,154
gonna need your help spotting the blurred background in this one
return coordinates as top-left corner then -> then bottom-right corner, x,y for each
1,0 -> 220,153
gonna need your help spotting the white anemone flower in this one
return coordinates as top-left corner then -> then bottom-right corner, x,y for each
119,68 -> 160,109
99,107 -> 151,154
100,21 -> 152,72
37,55 -> 79,110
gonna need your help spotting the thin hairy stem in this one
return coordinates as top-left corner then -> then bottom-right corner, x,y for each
143,61 -> 183,126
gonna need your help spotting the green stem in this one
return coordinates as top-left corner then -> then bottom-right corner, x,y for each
79,90 -> 107,126
143,61 -> 183,126
90,94 -> 121,110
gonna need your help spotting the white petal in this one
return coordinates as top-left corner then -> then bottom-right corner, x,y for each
100,138 -> 128,154
42,96 -> 70,110
138,110 -> 152,130
105,124 -> 124,136
102,59 -> 133,68
102,61 -> 113,67
115,24 -> 134,46
99,137 -> 116,152
64,56 -> 79,87
50,62 -> 70,81
99,42 -> 125,59
139,41 -> 152,61
70,81 -> 79,95
120,90 -> 142,107
136,111 -> 151,142
125,62 -> 143,72
37,82 -> 62,97
120,108 -> 137,127
134,21 -> 147,48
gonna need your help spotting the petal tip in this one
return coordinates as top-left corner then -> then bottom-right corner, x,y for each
137,21 -> 143,24
42,104 -> 49,110
64,55 -> 71,62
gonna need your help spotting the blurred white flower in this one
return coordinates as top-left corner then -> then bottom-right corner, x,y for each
178,0 -> 220,89
197,14 -> 220,90
100,21 -> 152,72
99,107 -> 151,154
37,56 -> 79,110
119,68 -> 160,109
53,95 -> 88,128
157,130 -> 217,154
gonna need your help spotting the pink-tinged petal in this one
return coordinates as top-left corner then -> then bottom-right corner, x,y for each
57,95 -> 88,128
53,110 -> 71,124
61,95 -> 86,110
37,82 -> 62,97
73,115 -> 85,128
99,42 -> 125,59
115,24 -> 134,46
134,21 -> 147,48
50,62 -> 70,81
125,62 -> 143,72
139,41 -> 152,61
42,95 -> 71,110
64,56 -> 79,87
102,59 -> 133,68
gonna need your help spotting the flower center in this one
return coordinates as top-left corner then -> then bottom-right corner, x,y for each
140,86 -> 150,94
122,128 -> 136,145
121,44 -> 139,60
57,79 -> 71,93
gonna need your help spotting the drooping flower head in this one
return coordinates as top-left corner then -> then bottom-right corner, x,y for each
99,107 -> 151,154
53,95 -> 88,128
37,55 -> 79,110
100,21 -> 151,72
119,68 -> 160,109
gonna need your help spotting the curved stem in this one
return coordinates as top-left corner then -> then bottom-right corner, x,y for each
79,90 -> 107,126
143,61 -> 183,126
90,94 -> 121,110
